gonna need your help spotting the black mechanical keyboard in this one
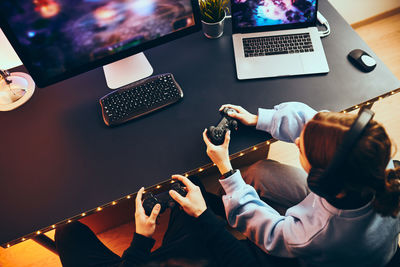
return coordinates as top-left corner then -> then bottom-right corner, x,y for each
242,33 -> 314,58
99,73 -> 183,126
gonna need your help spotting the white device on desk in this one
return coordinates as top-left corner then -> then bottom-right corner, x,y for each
0,70 -> 35,111
231,0 -> 329,80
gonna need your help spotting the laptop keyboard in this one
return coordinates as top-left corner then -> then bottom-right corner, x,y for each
242,33 -> 314,58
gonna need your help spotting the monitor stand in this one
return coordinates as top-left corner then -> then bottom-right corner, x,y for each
103,52 -> 153,89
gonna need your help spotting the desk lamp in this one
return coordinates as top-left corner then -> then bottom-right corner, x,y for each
0,69 -> 35,111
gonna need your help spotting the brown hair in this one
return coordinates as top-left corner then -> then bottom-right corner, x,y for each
303,112 -> 400,217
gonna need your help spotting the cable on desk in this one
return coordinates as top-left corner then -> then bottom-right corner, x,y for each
317,11 -> 331,38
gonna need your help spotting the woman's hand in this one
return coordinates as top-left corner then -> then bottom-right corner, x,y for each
169,175 -> 207,218
219,104 -> 258,126
202,129 -> 233,174
135,187 -> 160,238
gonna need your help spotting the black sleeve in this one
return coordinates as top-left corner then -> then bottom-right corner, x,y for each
195,208 -> 261,267
118,233 -> 155,267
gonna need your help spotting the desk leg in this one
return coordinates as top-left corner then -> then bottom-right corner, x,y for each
32,234 -> 58,255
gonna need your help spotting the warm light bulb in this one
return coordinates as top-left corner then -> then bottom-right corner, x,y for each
67,220 -> 72,223
170,180 -> 175,183
391,91 -> 395,95
36,231 -> 41,235
185,173 -> 189,177
198,168 -> 203,172
267,141 -> 270,145
52,225 -> 56,229
81,213 -> 86,217
253,146 -> 257,150
7,244 -> 10,248
97,207 -> 102,211
355,105 -> 359,108
112,201 -> 117,205
22,238 -> 26,241
156,185 -> 161,189
127,195 -> 131,199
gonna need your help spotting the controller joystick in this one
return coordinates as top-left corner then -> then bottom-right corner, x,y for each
142,182 -> 187,216
207,107 -> 238,145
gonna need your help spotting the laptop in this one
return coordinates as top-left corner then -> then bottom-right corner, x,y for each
231,0 -> 329,80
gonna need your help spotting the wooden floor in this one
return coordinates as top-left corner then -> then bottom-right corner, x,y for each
1,12 -> 400,267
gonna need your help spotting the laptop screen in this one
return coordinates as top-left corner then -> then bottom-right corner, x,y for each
232,0 -> 318,33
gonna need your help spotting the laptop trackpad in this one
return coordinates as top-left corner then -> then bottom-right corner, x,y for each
258,54 -> 304,77
237,54 -> 305,79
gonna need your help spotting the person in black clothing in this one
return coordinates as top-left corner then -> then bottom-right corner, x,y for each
55,175 -> 266,267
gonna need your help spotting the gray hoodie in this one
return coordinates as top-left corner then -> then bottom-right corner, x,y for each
219,102 -> 400,266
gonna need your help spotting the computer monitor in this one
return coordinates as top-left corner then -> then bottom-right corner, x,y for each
0,0 -> 201,88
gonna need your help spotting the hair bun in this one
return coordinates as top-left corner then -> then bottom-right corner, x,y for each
385,168 -> 400,192
373,167 -> 400,217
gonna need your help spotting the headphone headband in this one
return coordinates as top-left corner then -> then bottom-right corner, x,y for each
307,108 -> 375,197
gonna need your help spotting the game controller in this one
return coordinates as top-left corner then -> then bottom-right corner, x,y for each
142,182 -> 187,216
207,107 -> 238,145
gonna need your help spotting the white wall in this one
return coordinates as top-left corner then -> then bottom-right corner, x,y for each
0,29 -> 21,69
328,0 -> 400,24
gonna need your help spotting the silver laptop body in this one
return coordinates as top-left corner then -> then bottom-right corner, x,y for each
232,0 -> 329,80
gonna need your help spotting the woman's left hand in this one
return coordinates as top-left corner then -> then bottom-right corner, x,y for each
202,129 -> 233,174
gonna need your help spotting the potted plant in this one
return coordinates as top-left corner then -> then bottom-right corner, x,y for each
199,0 -> 229,39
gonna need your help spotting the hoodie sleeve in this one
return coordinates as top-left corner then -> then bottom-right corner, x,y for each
256,102 -> 317,143
118,233 -> 155,266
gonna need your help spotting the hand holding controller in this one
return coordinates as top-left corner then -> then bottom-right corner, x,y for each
169,174 -> 207,218
142,182 -> 187,216
207,107 -> 238,145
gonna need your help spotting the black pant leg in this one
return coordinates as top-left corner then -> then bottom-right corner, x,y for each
55,222 -> 121,267
161,202 -> 196,246
162,175 -> 224,245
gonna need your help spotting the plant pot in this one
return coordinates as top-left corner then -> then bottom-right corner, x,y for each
201,15 -> 226,39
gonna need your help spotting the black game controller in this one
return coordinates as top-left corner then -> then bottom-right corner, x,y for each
142,182 -> 187,216
207,107 -> 238,145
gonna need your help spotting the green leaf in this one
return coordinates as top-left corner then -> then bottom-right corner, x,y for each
199,0 -> 228,23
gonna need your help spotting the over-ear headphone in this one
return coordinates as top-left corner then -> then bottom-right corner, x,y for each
307,108 -> 375,199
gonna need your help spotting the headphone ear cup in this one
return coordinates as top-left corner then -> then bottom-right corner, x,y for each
307,167 -> 327,197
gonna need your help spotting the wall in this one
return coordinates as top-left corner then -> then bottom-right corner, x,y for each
0,29 -> 21,69
328,0 -> 400,24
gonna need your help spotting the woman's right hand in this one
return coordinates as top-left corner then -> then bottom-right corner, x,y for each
219,104 -> 258,126
169,175 -> 207,218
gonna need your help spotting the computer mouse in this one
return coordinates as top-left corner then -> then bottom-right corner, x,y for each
347,49 -> 377,72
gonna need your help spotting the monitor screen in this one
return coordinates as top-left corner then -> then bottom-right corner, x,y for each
232,0 -> 317,30
0,0 -> 201,87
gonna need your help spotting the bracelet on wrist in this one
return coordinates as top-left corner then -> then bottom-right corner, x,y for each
220,169 -> 236,180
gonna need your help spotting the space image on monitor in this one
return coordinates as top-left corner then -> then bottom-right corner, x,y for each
232,0 -> 317,30
0,0 -> 199,87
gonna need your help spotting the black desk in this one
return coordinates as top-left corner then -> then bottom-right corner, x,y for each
1,0 -> 399,247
